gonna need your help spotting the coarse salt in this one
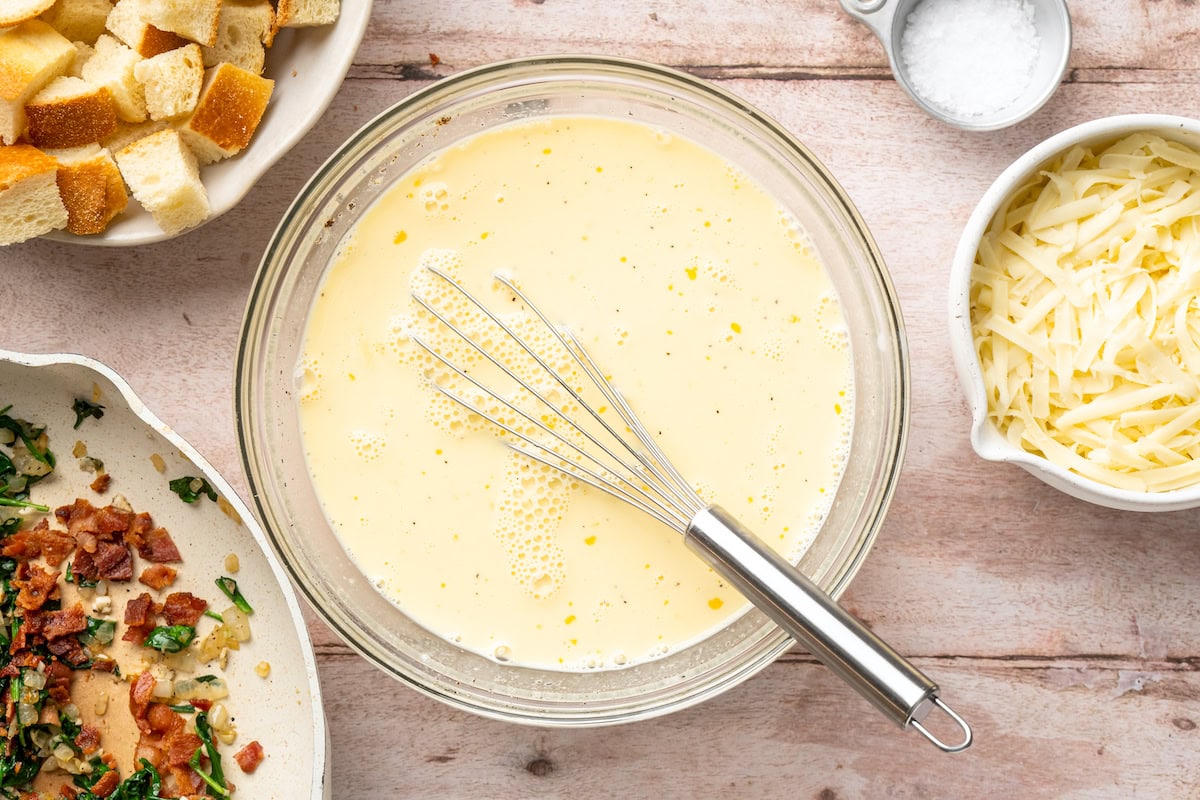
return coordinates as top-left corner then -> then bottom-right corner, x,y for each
899,0 -> 1041,118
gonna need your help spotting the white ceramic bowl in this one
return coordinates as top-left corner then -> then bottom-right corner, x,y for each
42,0 -> 373,247
0,349 -> 329,797
949,113 -> 1200,512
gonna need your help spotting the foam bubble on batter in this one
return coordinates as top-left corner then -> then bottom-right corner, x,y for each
816,292 -> 850,352
780,212 -> 816,256
495,452 -> 570,600
418,181 -> 451,215
349,430 -> 387,462
294,357 -> 323,402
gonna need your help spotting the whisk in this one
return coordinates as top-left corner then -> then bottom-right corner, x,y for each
410,265 -> 972,752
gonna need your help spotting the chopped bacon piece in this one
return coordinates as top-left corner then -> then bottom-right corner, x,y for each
125,592 -> 158,627
38,528 -> 75,567
127,524 -> 182,564
91,658 -> 117,673
139,564 -> 178,590
92,541 -> 133,581
0,525 -> 43,560
130,671 -> 157,733
47,636 -> 90,667
89,769 -> 120,797
43,603 -> 87,640
1,519 -> 75,565
165,731 -> 203,767
12,610 -> 43,650
71,548 -> 98,583
12,563 -> 60,611
46,660 -> 72,704
90,473 -> 112,494
234,740 -> 265,773
161,592 -> 207,627
58,785 -> 80,799
55,499 -> 134,538
75,724 -> 101,755
124,593 -> 161,645
147,703 -> 185,736
168,764 -> 206,797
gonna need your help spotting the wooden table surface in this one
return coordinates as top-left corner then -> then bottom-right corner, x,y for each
5,1 -> 1200,796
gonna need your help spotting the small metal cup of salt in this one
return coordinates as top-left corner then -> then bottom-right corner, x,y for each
839,0 -> 1071,131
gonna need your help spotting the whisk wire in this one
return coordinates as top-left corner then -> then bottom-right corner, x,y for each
493,274 -> 704,517
411,269 -> 697,528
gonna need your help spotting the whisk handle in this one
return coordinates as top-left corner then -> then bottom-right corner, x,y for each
685,505 -> 970,752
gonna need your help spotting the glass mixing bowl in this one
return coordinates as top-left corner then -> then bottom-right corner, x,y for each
236,55 -> 909,725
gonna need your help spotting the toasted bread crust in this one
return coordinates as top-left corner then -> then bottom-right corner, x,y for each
137,24 -> 187,57
0,142 -> 58,188
55,148 -> 128,234
184,62 -> 272,155
26,85 -> 118,148
0,19 -> 75,103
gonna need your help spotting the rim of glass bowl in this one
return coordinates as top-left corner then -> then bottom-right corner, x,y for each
236,54 -> 910,726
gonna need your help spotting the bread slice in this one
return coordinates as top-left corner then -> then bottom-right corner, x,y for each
105,0 -> 187,57
79,33 -> 143,121
178,61 -> 272,164
275,0 -> 338,28
132,42 -> 201,120
0,19 -> 76,144
0,143 -> 68,243
202,0 -> 272,74
25,75 -> 117,147
40,0 -> 113,44
141,0 -> 221,48
0,0 -> 58,29
45,142 -> 125,233
115,128 -> 208,235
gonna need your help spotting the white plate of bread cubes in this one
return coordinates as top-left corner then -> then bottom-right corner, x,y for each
0,0 -> 371,246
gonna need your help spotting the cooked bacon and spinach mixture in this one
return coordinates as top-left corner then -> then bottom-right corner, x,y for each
0,404 -> 264,799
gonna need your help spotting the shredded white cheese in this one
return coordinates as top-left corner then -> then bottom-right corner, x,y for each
971,131 -> 1200,492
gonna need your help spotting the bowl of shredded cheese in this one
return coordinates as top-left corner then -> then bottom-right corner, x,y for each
950,114 -> 1200,511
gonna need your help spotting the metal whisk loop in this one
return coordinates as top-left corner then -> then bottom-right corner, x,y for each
410,267 -> 695,529
407,265 -> 971,753
408,337 -> 685,529
495,275 -> 705,519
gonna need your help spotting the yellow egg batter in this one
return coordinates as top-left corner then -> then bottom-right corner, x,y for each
297,116 -> 853,670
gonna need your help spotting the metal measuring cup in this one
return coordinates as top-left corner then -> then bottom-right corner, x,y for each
839,0 -> 1072,131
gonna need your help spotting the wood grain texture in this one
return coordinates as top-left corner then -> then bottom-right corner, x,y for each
4,0 -> 1200,796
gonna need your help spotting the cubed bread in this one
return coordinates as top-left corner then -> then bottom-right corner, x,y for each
40,0 -> 113,44
0,143 -> 68,244
115,128 -> 208,234
0,0 -> 58,29
202,0 -> 272,74
132,42 -> 200,120
141,0 -> 221,47
46,142 -> 126,233
67,40 -> 95,77
275,0 -> 338,28
100,116 -> 164,151
105,0 -> 186,57
179,61 -> 271,164
79,33 -> 143,121
0,19 -> 76,144
25,75 -> 117,147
